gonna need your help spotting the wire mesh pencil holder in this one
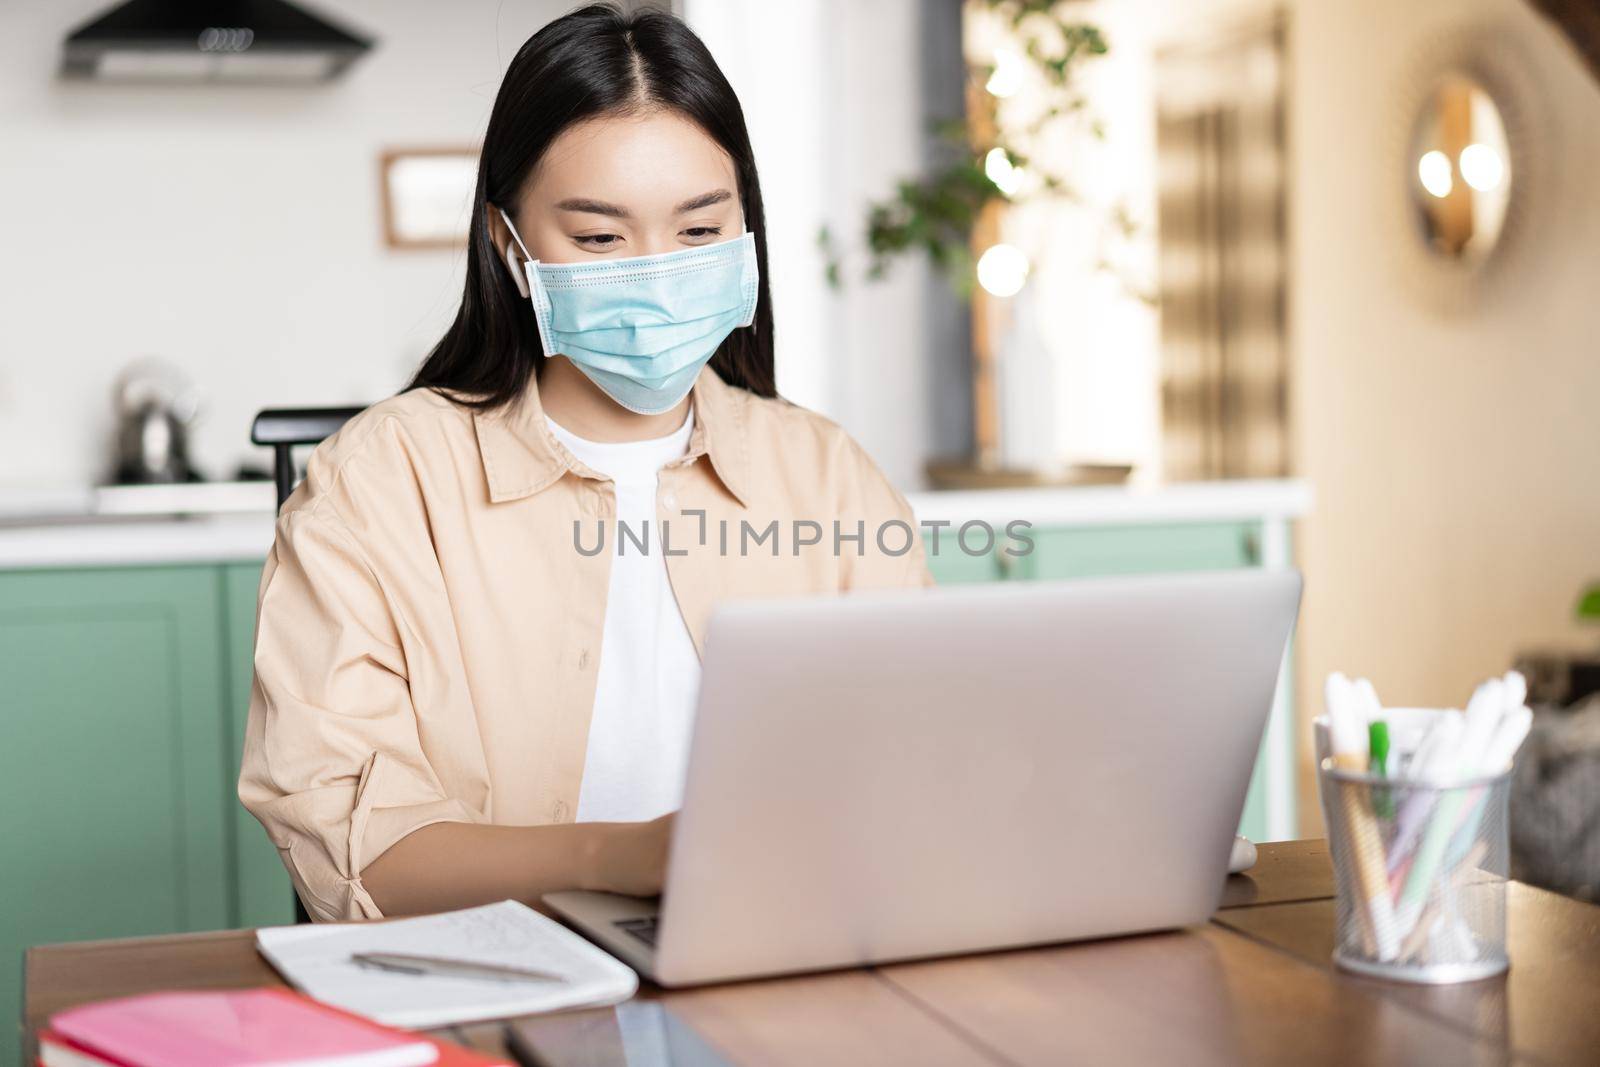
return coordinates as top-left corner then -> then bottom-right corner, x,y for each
1317,758 -> 1511,984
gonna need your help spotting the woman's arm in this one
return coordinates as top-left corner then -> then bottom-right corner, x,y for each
240,497 -> 673,921
360,813 -> 673,917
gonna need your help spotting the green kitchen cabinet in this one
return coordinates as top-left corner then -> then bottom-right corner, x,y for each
1009,521 -> 1258,579
223,561 -> 297,930
925,521 -> 1258,584
923,536 -> 1004,584
923,519 -> 1284,844
0,566 -> 232,1067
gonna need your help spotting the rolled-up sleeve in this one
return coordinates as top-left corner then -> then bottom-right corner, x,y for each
238,505 -> 483,921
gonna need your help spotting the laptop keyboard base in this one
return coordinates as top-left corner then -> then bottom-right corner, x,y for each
614,916 -> 658,948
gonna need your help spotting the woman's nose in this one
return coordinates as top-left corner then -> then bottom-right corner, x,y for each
636,232 -> 681,256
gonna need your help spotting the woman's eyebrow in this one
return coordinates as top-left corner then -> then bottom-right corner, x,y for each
554,197 -> 631,219
553,189 -> 734,219
673,189 -> 733,213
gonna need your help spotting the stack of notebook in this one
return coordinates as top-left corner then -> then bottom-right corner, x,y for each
37,988 -> 511,1067
37,900 -> 635,1065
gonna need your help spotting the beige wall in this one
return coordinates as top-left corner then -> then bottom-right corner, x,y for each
1143,0 -> 1600,832
1267,0 -> 1600,828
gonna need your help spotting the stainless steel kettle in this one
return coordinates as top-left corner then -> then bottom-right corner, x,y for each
112,358 -> 201,484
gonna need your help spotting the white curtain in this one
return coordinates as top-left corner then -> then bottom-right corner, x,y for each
681,0 -> 837,415
682,0 -> 938,489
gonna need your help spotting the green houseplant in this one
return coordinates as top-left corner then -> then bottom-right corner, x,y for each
1579,583 -> 1600,625
820,0 -> 1126,298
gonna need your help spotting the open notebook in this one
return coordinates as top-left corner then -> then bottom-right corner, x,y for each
256,900 -> 638,1029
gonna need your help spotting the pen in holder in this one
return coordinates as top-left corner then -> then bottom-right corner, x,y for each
1317,757 -> 1511,983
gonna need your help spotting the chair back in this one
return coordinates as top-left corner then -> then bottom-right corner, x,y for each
251,407 -> 364,509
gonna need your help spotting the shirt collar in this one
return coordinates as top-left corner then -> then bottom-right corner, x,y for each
471,364 -> 752,507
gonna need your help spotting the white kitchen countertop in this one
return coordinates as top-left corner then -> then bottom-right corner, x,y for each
905,478 -> 1311,528
0,478 -> 1311,570
0,514 -> 277,570
0,480 -> 278,521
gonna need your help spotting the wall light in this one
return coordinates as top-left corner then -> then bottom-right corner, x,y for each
1459,143 -> 1505,192
1418,150 -> 1453,199
976,243 -> 1029,297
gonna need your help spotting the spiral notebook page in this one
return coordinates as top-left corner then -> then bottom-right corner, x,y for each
256,900 -> 638,1029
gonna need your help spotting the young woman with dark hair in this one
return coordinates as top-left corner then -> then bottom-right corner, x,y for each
239,2 -> 930,922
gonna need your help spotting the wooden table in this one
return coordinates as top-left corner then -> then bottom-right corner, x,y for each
22,841 -> 1600,1066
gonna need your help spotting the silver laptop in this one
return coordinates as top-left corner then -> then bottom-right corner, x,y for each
545,569 -> 1301,986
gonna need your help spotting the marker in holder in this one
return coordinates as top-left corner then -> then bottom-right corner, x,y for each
1318,757 -> 1510,984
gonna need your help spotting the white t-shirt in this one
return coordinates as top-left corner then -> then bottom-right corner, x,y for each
547,407 -> 701,824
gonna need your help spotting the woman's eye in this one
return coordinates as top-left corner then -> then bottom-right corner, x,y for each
574,234 -> 621,248
683,226 -> 723,242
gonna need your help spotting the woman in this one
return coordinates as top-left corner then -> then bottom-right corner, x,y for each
239,2 -> 931,923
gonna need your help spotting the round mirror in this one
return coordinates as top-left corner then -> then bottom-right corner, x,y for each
1408,74 -> 1512,264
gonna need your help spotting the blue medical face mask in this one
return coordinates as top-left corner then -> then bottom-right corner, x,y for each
497,208 -> 759,415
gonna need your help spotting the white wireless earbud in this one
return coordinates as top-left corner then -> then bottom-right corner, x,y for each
494,207 -> 535,300
504,241 -> 531,300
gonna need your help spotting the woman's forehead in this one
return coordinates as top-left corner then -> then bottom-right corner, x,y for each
529,111 -> 736,214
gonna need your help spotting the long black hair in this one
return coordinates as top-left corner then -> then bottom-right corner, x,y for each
405,2 -> 775,409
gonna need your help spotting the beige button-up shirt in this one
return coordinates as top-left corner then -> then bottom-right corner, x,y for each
238,367 -> 933,921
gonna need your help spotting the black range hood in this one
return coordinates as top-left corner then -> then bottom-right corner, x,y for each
61,0 -> 374,83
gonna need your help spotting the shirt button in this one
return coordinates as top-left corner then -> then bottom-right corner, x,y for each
662,491 -> 678,510
578,649 -> 590,670
553,800 -> 569,821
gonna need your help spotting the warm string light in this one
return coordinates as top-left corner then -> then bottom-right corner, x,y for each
984,147 -> 1024,196
979,41 -> 1030,297
977,243 -> 1029,297
985,47 -> 1024,98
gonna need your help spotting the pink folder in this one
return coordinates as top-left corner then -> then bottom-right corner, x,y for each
47,989 -> 439,1067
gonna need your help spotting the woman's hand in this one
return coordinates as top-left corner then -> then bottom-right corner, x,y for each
587,812 -> 675,897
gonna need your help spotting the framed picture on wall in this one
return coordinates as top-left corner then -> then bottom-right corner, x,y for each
379,147 -> 479,249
